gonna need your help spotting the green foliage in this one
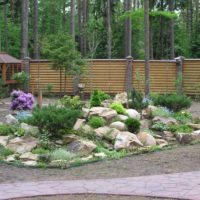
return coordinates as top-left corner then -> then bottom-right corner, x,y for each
151,122 -> 168,132
129,88 -> 148,110
168,124 -> 193,133
39,131 -> 51,149
89,90 -> 111,107
49,148 -> 75,161
44,83 -> 53,97
88,116 -> 106,129
152,107 -> 173,118
59,95 -> 84,110
125,118 -> 141,134
110,102 -> 126,114
14,128 -> 25,137
0,124 -> 15,136
26,105 -> 82,138
173,111 -> 192,124
32,148 -> 50,155
0,146 -> 14,158
151,93 -> 191,112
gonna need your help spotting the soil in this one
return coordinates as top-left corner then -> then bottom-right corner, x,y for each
0,99 -> 200,200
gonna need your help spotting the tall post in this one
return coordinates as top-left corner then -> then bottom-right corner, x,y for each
22,57 -> 30,92
125,56 -> 133,93
175,56 -> 184,94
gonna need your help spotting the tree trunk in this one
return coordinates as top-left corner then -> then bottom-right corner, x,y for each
78,0 -> 83,53
150,16 -> 154,59
4,3 -> 8,52
160,0 -> 164,59
82,0 -> 88,56
62,0 -> 66,31
70,0 -> 75,41
144,0 -> 150,96
195,0 -> 199,39
107,0 -> 112,58
124,0 -> 132,57
21,0 -> 29,59
169,0 -> 175,59
33,0 -> 39,59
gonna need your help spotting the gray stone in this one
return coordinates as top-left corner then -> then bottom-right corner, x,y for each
81,124 -> 94,133
188,123 -> 200,130
0,136 -> 9,146
101,99 -> 113,108
140,119 -> 152,131
137,132 -> 156,146
126,109 -> 141,120
63,134 -> 80,145
73,119 -> 86,130
22,160 -> 37,166
191,130 -> 200,141
156,139 -> 168,148
117,114 -> 128,122
5,154 -> 16,162
94,152 -> 107,158
114,92 -> 128,104
89,107 -> 111,117
5,114 -> 18,125
152,116 -> 178,125
100,110 -> 117,121
6,136 -> 39,154
110,121 -> 126,131
114,131 -> 143,150
20,152 -> 38,161
67,140 -> 97,156
176,133 -> 193,144
82,108 -> 90,118
20,123 -> 39,136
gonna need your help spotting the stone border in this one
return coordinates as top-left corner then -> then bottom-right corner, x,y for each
0,171 -> 200,200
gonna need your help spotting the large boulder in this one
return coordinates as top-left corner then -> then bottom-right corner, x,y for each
6,136 -> 39,154
114,92 -> 128,105
63,134 -> 80,145
89,107 -> 110,117
137,132 -> 156,146
114,131 -> 143,150
188,123 -> 200,130
20,123 -> 39,136
0,136 -> 9,147
152,116 -> 178,125
117,114 -> 128,122
110,121 -> 126,131
94,126 -> 120,141
73,119 -> 86,130
5,114 -> 18,125
140,119 -> 152,131
126,109 -> 141,120
156,139 -> 168,148
100,110 -> 117,121
176,133 -> 193,144
145,105 -> 159,117
67,139 -> 97,156
191,130 -> 200,141
82,108 -> 90,118
20,152 -> 38,161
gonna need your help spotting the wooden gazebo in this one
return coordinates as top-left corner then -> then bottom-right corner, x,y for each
0,52 -> 22,84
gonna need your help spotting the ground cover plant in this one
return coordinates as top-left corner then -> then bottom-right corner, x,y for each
90,90 -> 111,107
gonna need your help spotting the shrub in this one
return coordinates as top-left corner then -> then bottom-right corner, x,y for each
26,105 -> 82,138
128,88 -> 148,110
151,122 -> 168,132
44,83 -> 53,97
125,118 -> 141,133
151,93 -> 191,112
10,90 -> 35,111
152,107 -> 173,118
90,90 -> 111,107
32,148 -> 50,155
59,95 -> 83,110
50,148 -> 75,161
0,124 -> 15,136
88,116 -> 106,128
12,71 -> 29,90
110,102 -> 126,114
0,146 -> 14,158
173,111 -> 192,124
168,124 -> 193,133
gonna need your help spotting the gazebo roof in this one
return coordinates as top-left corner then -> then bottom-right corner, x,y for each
0,52 -> 21,64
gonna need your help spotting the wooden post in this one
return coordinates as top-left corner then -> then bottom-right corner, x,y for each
38,89 -> 43,109
125,56 -> 133,93
175,56 -> 184,94
22,57 -> 30,92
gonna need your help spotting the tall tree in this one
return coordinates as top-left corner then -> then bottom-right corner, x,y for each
124,0 -> 132,57
33,0 -> 39,59
21,0 -> 29,59
4,3 -> 8,52
107,0 -> 112,58
144,0 -> 150,96
169,0 -> 175,59
70,0 -> 75,41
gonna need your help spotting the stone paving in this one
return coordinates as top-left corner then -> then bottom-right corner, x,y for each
0,171 -> 200,200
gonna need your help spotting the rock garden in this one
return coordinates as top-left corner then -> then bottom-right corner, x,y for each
0,89 -> 200,169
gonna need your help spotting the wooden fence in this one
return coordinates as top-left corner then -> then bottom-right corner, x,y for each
29,59 -> 200,95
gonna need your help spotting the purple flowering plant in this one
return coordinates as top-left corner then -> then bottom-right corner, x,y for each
10,90 -> 35,111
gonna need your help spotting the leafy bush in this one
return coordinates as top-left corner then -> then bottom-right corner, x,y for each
110,102 -> 126,114
128,88 -> 148,110
10,90 -> 35,111
32,148 -> 50,155
88,116 -> 106,128
50,148 -> 75,161
14,128 -> 25,137
26,105 -> 82,138
151,122 -> 168,132
152,107 -> 173,118
59,95 -> 83,110
90,90 -> 111,107
0,146 -> 14,158
12,71 -> 29,89
168,124 -> 193,133
44,83 -> 53,97
125,118 -> 141,133
173,111 -> 192,124
0,124 -> 15,136
151,93 -> 191,112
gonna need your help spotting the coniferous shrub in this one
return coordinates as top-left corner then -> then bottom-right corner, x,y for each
110,102 -> 126,114
88,116 -> 106,128
125,118 -> 141,134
